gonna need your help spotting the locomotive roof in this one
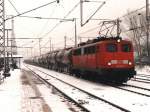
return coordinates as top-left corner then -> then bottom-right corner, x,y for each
78,37 -> 122,46
75,37 -> 131,49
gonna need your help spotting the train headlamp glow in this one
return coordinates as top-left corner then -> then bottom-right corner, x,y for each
128,62 -> 132,65
108,62 -> 111,66
117,39 -> 121,43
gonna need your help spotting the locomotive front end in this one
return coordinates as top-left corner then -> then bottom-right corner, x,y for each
97,39 -> 136,82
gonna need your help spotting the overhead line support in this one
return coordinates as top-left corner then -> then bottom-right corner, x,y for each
80,0 -> 106,27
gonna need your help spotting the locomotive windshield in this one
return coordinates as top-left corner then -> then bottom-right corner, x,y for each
107,44 -> 117,52
122,44 -> 131,52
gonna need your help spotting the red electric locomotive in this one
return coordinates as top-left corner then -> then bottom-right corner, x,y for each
71,37 -> 136,82
25,37 -> 136,83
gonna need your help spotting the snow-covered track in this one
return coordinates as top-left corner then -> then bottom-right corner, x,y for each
133,77 -> 150,82
25,65 -> 90,112
25,64 -> 130,112
137,74 -> 150,78
123,84 -> 150,92
131,78 -> 150,84
103,82 -> 150,97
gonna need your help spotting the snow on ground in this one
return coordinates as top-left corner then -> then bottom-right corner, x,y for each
23,66 -> 76,112
0,64 -> 149,112
26,64 -> 150,112
37,85 -> 75,112
0,68 -> 76,112
0,70 -> 21,112
136,65 -> 150,75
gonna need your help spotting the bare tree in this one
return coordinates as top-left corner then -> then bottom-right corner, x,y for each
122,10 -> 150,58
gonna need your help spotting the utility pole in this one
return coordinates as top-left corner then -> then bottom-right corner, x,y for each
79,36 -> 82,43
39,38 -> 41,56
80,0 -> 105,27
5,29 -> 12,73
6,29 -> 9,64
146,0 -> 150,56
80,0 -> 83,27
74,18 -> 77,47
0,0 -> 5,66
49,37 -> 51,52
0,0 -> 10,77
64,36 -> 67,48
30,47 -> 33,57
11,17 -> 17,55
116,19 -> 121,37
11,17 -> 14,65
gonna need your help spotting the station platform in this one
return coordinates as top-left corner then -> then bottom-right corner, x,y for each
0,69 -> 51,112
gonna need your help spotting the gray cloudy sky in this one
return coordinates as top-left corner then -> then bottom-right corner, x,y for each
5,0 -> 145,57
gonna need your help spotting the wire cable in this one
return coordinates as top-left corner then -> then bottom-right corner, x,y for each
5,0 -> 58,21
39,1 -> 80,39
120,4 -> 149,19
7,0 -> 20,14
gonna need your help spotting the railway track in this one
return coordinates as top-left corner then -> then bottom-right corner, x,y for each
119,84 -> 150,97
27,64 -> 150,98
131,79 -> 150,84
137,74 -> 150,78
25,64 -> 130,112
130,73 -> 150,84
133,77 -> 150,82
123,83 -> 150,91
104,82 -> 150,97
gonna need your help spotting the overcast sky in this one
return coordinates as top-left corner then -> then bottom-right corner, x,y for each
5,0 -> 146,57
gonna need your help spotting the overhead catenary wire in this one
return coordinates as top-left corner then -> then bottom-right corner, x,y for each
37,4 -> 57,35
7,0 -> 149,56
5,0 -> 60,52
7,0 -> 109,50
18,16 -> 74,21
32,1 -> 80,54
81,1 -> 106,26
39,1 -> 80,39
120,4 -> 149,19
7,0 -> 20,14
30,4 -> 58,49
79,4 -> 150,36
5,0 -> 59,21
117,5 -> 150,34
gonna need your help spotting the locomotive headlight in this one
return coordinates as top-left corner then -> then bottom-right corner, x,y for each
108,62 -> 111,66
117,39 -> 121,43
128,62 -> 132,65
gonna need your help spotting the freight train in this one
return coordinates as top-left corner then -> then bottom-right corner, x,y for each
25,37 -> 136,83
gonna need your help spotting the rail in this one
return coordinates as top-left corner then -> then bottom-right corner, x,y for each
25,64 -> 131,112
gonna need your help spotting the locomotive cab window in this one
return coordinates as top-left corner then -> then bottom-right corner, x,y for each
122,44 -> 131,52
73,48 -> 81,55
106,44 -> 117,52
87,46 -> 96,54
84,47 -> 88,55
